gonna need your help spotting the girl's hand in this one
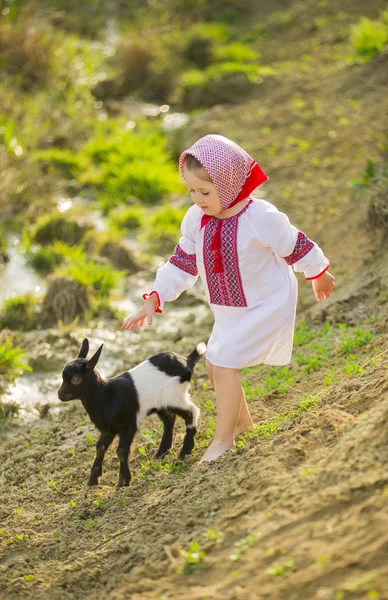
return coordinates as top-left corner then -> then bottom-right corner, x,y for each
312,271 -> 335,301
122,295 -> 159,330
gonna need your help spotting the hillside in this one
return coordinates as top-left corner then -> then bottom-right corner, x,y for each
0,1 -> 387,599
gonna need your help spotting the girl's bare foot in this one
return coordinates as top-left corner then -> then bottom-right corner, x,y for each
199,440 -> 234,463
234,421 -> 254,438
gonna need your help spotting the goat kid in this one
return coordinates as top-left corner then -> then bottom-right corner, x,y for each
58,338 -> 205,487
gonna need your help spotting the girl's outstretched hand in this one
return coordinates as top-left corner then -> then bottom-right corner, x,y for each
122,295 -> 159,330
312,271 -> 335,301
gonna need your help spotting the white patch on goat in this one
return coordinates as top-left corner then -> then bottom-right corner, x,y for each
129,360 -> 199,425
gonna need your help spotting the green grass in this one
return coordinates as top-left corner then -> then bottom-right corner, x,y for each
0,336 -> 30,427
109,206 -> 145,231
0,293 -> 38,330
26,241 -> 85,274
56,259 -> 124,297
32,120 -> 183,208
141,204 -> 187,253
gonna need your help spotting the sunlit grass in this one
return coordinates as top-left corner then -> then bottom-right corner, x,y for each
0,294 -> 38,331
0,337 -> 31,380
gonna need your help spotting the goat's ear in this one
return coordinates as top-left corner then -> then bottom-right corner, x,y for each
87,344 -> 103,370
78,338 -> 89,359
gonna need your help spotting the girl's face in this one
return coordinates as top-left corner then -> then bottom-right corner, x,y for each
183,166 -> 222,216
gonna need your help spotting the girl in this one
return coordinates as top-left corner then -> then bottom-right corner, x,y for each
122,134 -> 335,463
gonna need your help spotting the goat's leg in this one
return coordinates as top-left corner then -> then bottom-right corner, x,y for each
173,406 -> 199,458
117,424 -> 137,487
88,431 -> 115,486
155,409 -> 176,458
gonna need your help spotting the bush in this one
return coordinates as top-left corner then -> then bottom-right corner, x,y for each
109,206 -> 145,230
180,66 -> 259,110
183,35 -> 215,68
30,215 -> 92,246
0,294 -> 38,330
57,259 -> 123,297
141,204 -> 186,253
351,16 -> 388,58
32,121 -> 183,207
40,275 -> 90,325
0,228 -> 9,265
26,242 -> 85,273
98,240 -> 140,273
0,20 -> 57,90
0,336 -> 31,381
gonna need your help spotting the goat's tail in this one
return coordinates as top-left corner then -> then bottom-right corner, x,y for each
186,342 -> 207,373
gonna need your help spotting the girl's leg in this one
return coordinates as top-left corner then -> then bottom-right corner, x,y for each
206,360 -> 253,439
200,364 -> 242,462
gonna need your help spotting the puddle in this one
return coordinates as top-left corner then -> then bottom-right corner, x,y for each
0,234 -> 45,302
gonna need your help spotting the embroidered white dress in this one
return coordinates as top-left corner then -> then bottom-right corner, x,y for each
147,198 -> 329,369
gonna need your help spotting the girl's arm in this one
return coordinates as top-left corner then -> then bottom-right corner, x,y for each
253,200 -> 334,300
122,206 -> 200,330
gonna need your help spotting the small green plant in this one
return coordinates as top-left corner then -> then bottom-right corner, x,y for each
85,433 -> 95,446
229,532 -> 260,561
23,575 -> 34,582
177,541 -> 205,574
204,529 -> 222,540
0,337 -> 31,380
266,558 -> 296,576
81,517 -> 98,531
351,15 -> 388,59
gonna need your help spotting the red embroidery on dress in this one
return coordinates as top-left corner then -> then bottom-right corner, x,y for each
283,231 -> 314,265
203,203 -> 251,307
169,244 -> 198,276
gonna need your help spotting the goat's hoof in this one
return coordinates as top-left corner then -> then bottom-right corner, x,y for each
117,482 -> 130,488
88,479 -> 98,486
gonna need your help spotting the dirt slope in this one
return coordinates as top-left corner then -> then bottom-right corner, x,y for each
1,0 -> 388,598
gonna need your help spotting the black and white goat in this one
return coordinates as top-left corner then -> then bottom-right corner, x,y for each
58,338 -> 205,487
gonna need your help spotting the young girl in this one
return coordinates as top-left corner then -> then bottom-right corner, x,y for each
122,134 -> 335,463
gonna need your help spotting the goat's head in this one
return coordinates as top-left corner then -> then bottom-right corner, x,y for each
58,338 -> 103,402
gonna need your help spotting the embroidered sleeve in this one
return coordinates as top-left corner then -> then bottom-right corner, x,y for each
283,231 -> 314,265
142,206 -> 200,311
169,244 -> 198,276
252,200 -> 330,280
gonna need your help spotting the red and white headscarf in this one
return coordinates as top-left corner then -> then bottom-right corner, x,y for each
179,134 -> 268,211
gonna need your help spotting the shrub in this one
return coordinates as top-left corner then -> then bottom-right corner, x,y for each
40,275 -> 90,325
351,16 -> 388,58
32,121 -> 182,207
0,228 -> 9,264
183,35 -> 215,68
26,242 -> 85,273
109,206 -> 145,230
0,294 -> 38,330
98,241 -> 140,273
0,336 -> 31,381
180,66 -> 259,110
0,20 -> 57,90
30,214 -> 92,246
0,400 -> 20,430
57,259 -> 123,297
141,204 -> 186,253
